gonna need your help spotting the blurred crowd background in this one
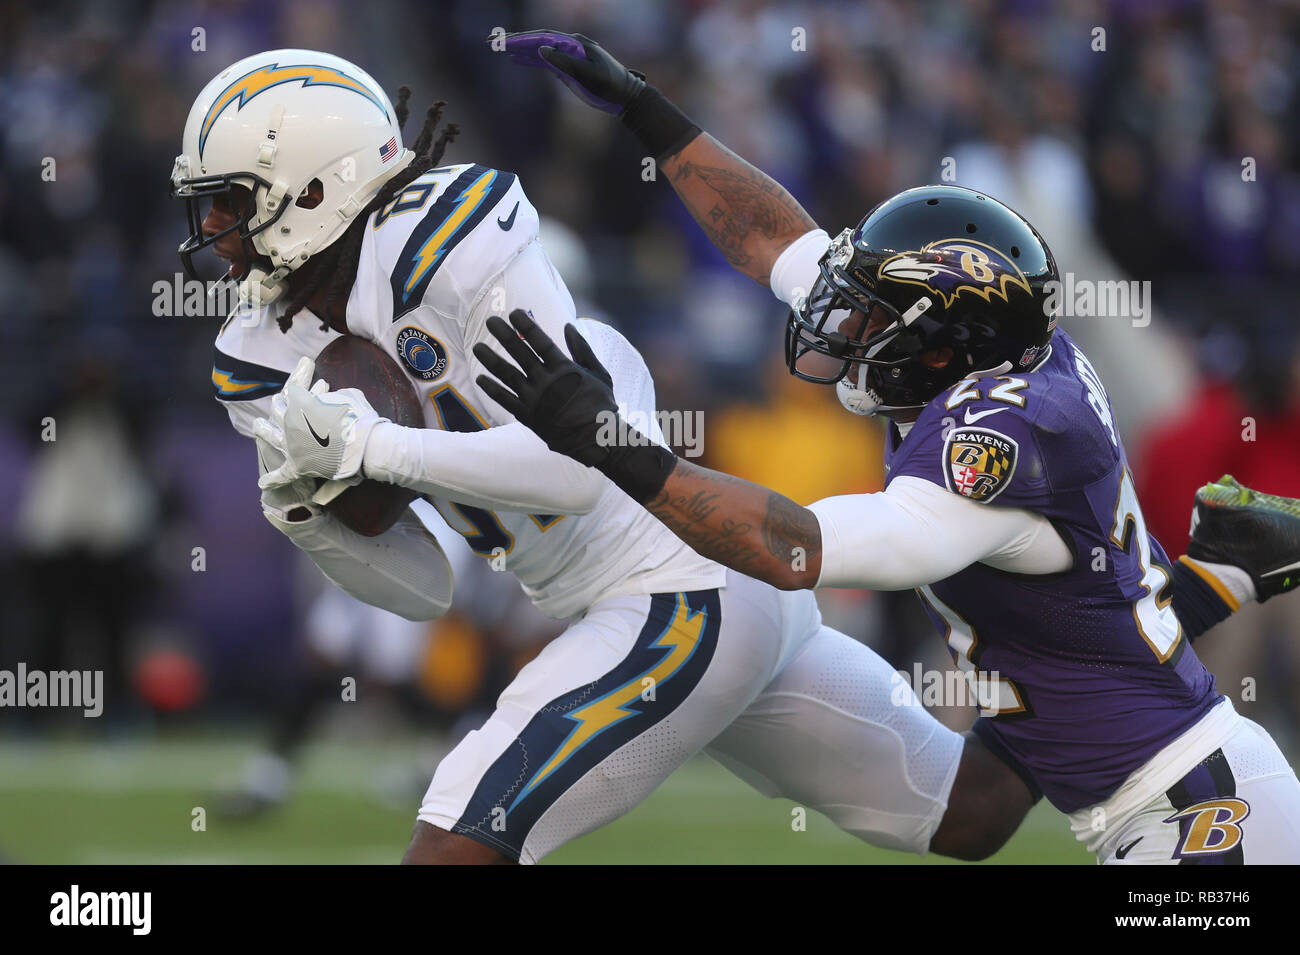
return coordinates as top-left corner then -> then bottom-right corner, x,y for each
1,0 -> 1298,765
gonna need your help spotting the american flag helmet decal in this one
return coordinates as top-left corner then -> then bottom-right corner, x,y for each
379,136 -> 398,161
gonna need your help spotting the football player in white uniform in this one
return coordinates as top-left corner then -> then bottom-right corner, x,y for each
175,49 -> 1011,865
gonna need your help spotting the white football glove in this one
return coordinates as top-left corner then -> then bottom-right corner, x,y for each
256,431 -> 323,527
253,356 -> 389,489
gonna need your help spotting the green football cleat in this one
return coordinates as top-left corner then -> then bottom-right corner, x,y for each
1187,475 -> 1300,602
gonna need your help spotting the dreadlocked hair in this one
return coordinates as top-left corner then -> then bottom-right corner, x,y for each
277,88 -> 459,333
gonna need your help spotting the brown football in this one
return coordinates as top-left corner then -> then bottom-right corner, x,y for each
313,335 -> 424,536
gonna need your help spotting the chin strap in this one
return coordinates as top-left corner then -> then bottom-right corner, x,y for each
238,265 -> 292,307
835,295 -> 936,417
836,365 -> 879,416
237,151 -> 417,311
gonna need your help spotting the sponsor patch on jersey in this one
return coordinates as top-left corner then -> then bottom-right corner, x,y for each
943,426 -> 1018,502
395,326 -> 448,381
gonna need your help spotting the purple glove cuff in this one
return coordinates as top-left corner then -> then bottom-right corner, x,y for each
501,31 -> 624,114
502,30 -> 586,64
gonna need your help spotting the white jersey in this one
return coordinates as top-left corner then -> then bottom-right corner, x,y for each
213,162 -> 723,618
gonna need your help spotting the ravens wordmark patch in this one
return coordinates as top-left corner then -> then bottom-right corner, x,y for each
943,426 -> 1018,502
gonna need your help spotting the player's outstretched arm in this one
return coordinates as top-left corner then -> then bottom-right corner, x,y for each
641,459 -> 823,589
661,137 -> 820,285
473,310 -> 1050,593
499,30 -> 817,285
471,308 -> 820,589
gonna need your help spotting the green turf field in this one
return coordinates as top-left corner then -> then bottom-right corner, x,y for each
0,733 -> 1090,864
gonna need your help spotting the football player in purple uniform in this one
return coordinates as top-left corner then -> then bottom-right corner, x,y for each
478,32 -> 1300,863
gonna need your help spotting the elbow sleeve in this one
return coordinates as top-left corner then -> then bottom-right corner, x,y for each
770,229 -> 830,307
808,477 -> 1070,590
267,506 -> 454,620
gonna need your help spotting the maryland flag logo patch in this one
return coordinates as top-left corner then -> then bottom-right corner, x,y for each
943,427 -> 1018,502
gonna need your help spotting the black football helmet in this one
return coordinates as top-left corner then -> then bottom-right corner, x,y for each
785,184 -> 1059,417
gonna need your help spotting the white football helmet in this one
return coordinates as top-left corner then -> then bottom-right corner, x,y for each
171,49 -> 414,306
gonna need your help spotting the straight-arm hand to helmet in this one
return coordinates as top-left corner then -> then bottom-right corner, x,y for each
499,29 -> 818,286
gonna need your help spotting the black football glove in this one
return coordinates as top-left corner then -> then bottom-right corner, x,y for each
473,309 -> 617,466
473,310 -> 676,503
498,30 -> 645,115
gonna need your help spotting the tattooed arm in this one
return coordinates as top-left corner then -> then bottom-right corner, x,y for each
662,135 -> 819,286
644,461 -> 1075,594
497,31 -> 816,286
645,459 -> 822,590
473,311 -> 1072,596
474,308 -> 821,591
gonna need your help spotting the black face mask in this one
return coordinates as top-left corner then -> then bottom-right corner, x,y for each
785,249 -> 949,413
171,171 -> 279,282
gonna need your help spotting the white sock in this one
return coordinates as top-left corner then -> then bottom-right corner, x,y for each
1186,558 -> 1257,606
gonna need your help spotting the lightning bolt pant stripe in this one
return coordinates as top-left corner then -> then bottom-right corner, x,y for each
417,571 -> 973,862
448,589 -> 721,861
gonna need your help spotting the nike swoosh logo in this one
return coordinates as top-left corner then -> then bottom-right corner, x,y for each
303,413 -> 330,448
964,407 -> 1007,424
497,201 -> 520,231
1263,559 -> 1300,577
1114,837 -> 1143,859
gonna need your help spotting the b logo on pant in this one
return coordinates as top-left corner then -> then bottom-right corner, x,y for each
1164,798 -> 1250,859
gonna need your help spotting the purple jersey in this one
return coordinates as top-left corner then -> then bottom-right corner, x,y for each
886,330 -> 1220,812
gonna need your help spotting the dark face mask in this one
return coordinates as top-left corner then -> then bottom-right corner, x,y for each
171,172 -> 278,282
